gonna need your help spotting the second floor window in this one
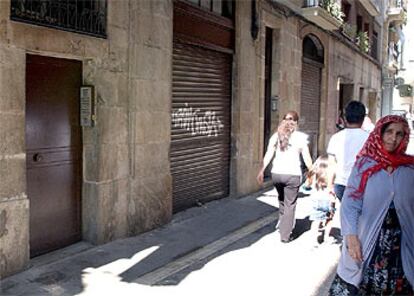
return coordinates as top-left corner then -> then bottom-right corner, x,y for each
371,31 -> 378,60
10,0 -> 107,38
341,1 -> 351,23
185,0 -> 234,19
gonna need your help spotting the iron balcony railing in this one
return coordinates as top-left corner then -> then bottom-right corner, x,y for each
371,32 -> 378,60
10,0 -> 107,38
303,0 -> 321,7
303,0 -> 344,22
390,0 -> 404,8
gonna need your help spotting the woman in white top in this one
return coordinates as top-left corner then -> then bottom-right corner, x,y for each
257,111 -> 313,242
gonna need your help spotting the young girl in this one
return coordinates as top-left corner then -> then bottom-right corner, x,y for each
307,155 -> 336,246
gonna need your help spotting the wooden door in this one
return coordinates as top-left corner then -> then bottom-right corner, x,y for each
26,55 -> 82,257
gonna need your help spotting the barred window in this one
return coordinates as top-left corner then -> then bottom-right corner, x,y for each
10,0 -> 107,38
184,0 -> 234,19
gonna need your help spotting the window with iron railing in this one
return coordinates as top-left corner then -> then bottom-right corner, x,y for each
388,41 -> 399,65
303,0 -> 340,8
184,0 -> 234,18
341,0 -> 351,23
357,15 -> 363,33
303,0 -> 345,22
371,31 -> 378,60
10,0 -> 107,38
304,0 -> 318,6
392,0 -> 403,8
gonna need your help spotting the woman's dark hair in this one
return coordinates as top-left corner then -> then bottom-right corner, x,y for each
381,122 -> 391,136
277,111 -> 299,151
283,110 -> 299,122
380,121 -> 406,138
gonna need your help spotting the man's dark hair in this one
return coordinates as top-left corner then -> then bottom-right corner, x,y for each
345,101 -> 366,125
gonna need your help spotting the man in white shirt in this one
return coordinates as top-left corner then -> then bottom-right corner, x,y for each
361,107 -> 375,133
327,101 -> 369,201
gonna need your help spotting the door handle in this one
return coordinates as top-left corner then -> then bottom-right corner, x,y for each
33,153 -> 43,162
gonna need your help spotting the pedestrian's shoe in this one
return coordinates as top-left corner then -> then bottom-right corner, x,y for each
280,235 -> 294,243
324,237 -> 338,245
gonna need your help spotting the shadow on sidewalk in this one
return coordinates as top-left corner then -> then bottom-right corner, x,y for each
119,194 -> 277,283
1,193 -> 280,295
152,220 -> 279,286
124,192 -> 317,286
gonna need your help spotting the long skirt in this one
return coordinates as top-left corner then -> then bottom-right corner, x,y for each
329,207 -> 414,295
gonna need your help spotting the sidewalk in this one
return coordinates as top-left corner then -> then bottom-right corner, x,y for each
0,188 -> 341,296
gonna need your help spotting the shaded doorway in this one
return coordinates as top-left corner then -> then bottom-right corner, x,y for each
26,55 -> 82,257
264,27 -> 273,179
367,91 -> 377,122
339,83 -> 354,113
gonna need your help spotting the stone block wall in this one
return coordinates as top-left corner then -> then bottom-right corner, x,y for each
239,0 -> 383,197
0,0 -> 173,278
232,1 -> 262,196
232,1 -> 306,196
0,42 -> 29,277
325,40 -> 382,141
82,29 -> 130,244
276,18 -> 303,118
0,0 -> 384,279
232,1 -> 304,195
126,0 -> 173,235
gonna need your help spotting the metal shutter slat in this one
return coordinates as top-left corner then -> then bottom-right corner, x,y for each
300,62 -> 321,158
171,40 -> 231,213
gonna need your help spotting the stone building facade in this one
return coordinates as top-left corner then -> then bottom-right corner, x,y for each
381,0 -> 410,114
1,0 -> 173,277
0,0 -> 383,278
257,0 -> 383,154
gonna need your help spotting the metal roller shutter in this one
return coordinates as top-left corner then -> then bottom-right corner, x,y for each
300,59 -> 322,159
171,40 -> 231,212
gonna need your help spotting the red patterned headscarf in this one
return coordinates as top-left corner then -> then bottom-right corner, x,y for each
350,115 -> 414,199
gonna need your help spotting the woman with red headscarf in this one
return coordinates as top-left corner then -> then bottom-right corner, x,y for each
329,115 -> 414,295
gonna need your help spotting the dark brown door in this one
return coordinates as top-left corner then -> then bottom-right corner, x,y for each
26,55 -> 82,257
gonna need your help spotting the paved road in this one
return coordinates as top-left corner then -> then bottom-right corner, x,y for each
79,191 -> 342,296
1,189 -> 341,296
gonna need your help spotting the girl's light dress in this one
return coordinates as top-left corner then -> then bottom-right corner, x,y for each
309,189 -> 331,221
